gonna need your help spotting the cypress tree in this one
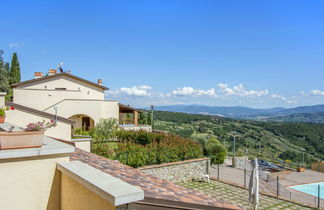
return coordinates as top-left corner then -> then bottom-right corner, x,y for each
0,51 -> 10,93
10,52 -> 20,84
147,112 -> 152,125
0,62 -> 10,92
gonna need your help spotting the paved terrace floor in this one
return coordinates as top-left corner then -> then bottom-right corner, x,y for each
179,181 -> 311,210
277,169 -> 324,186
210,165 -> 276,195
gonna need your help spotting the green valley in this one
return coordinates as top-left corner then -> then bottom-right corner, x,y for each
152,110 -> 324,164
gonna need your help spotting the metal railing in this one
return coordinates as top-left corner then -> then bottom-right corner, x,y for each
212,164 -> 324,209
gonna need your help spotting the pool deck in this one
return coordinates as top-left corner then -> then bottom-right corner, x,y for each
278,169 -> 324,187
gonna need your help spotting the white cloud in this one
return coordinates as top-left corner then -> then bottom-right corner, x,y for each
310,89 -> 324,96
9,42 -> 23,48
271,94 -> 297,104
218,83 -> 235,95
107,85 -> 152,96
218,83 -> 268,98
300,91 -> 307,95
105,83 -> 302,106
171,86 -> 217,96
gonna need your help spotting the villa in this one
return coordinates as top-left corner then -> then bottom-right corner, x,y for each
1,70 -> 151,151
0,70 -> 240,210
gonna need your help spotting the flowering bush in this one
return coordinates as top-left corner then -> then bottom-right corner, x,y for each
24,120 -> 56,132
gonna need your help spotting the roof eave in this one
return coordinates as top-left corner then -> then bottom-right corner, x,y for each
12,72 -> 109,90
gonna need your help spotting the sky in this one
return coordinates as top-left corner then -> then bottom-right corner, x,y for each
2,0 -> 324,108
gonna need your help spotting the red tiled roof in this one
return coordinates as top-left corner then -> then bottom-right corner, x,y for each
71,149 -> 241,209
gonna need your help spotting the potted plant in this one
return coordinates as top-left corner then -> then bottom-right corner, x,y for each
0,120 -> 56,150
0,107 -> 8,124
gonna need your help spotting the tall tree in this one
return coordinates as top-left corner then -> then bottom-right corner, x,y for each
147,112 -> 152,125
0,51 -> 10,93
10,52 -> 20,84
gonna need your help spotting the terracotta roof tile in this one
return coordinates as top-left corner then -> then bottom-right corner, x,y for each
71,149 -> 241,209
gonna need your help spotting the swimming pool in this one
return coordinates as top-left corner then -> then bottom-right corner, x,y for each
289,182 -> 324,199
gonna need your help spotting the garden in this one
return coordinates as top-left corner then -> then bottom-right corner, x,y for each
79,118 -> 227,168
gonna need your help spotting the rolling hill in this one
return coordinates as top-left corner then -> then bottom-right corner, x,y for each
261,112 -> 324,123
152,110 -> 324,163
154,104 -> 324,123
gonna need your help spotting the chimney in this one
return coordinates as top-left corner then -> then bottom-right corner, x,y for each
48,69 -> 57,76
34,72 -> 44,79
97,79 -> 103,86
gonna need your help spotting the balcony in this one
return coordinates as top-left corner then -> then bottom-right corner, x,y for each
0,133 -> 144,210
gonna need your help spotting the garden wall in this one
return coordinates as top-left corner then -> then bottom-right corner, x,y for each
224,156 -> 252,170
138,158 -> 210,182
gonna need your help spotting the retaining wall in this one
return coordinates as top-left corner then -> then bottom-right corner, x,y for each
138,158 -> 210,182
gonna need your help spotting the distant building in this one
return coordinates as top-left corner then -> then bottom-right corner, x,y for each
311,161 -> 324,173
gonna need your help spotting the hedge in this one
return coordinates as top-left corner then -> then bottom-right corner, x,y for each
92,130 -> 203,168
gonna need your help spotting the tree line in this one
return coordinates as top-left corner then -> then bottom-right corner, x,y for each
0,51 -> 21,101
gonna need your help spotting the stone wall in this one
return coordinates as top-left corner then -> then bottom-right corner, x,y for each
138,158 -> 210,182
224,156 -> 252,171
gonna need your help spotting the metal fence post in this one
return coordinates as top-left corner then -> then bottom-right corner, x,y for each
276,176 -> 279,197
217,164 -> 220,181
244,168 -> 246,189
318,184 -> 320,209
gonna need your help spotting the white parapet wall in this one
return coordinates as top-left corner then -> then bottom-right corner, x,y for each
57,161 -> 144,210
71,138 -> 92,152
0,137 -> 74,210
5,108 -> 72,140
0,92 -> 6,107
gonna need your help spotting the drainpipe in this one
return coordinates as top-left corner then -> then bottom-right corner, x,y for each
53,106 -> 58,123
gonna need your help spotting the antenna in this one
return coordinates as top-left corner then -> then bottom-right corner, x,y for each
57,62 -> 64,73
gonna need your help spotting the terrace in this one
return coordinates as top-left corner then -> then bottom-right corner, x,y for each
0,134 -> 144,210
0,126 -> 241,210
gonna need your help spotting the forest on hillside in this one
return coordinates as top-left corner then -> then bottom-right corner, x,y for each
150,110 -> 324,163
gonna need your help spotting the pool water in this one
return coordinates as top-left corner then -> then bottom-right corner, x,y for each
289,182 -> 324,199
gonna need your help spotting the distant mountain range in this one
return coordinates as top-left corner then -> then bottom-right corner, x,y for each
154,104 -> 324,123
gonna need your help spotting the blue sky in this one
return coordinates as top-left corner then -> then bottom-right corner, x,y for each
2,0 -> 324,108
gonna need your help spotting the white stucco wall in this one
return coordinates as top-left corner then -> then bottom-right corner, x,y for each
73,140 -> 92,152
13,76 -> 105,110
0,156 -> 69,210
5,109 -> 72,140
44,100 -> 119,124
0,92 -> 5,107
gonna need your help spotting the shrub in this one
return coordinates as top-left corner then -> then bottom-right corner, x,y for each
92,143 -> 114,159
204,137 -> 227,164
114,143 -> 148,168
93,118 -> 119,142
92,130 -> 204,168
74,128 -> 95,136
